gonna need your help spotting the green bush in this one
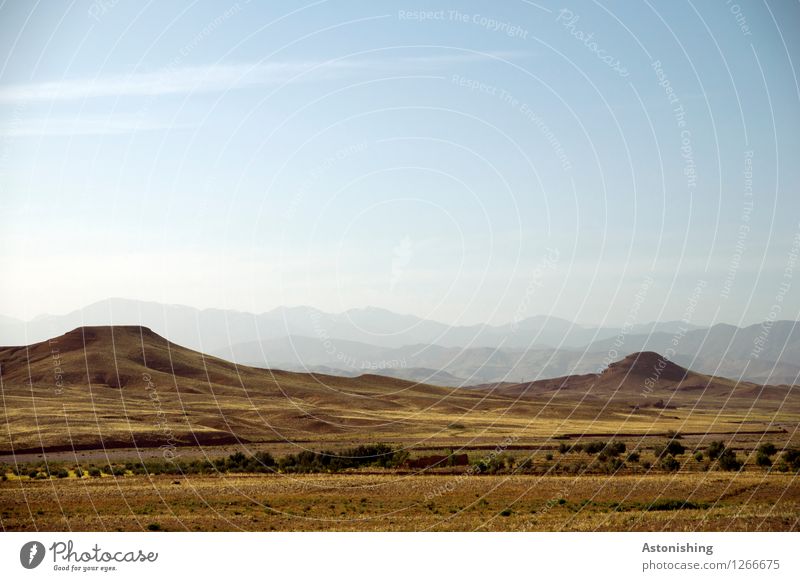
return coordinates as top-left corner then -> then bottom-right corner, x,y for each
88,467 -> 102,478
660,454 -> 680,472
757,442 -> 777,457
647,499 -> 707,511
781,448 -> 800,471
583,441 -> 606,455
28,470 -> 38,479
626,451 -> 640,463
605,441 -> 626,457
655,440 -> 685,458
56,469 -> 69,478
717,449 -> 742,471
693,451 -> 703,462
707,441 -> 726,460
755,452 -> 772,467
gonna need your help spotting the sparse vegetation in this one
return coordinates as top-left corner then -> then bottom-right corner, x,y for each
659,454 -> 680,472
654,440 -> 685,458
757,442 -> 777,457
717,449 -> 742,471
756,452 -> 772,468
706,441 -> 726,460
781,448 -> 800,471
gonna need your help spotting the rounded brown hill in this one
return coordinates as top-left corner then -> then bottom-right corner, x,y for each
603,351 -> 689,382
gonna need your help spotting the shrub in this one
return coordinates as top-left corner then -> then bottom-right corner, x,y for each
146,523 -> 162,531
584,441 -> 606,455
707,441 -> 726,460
558,443 -> 570,454
647,499 -> 707,511
626,451 -> 640,463
660,454 -> 680,472
604,458 -> 624,473
693,451 -> 703,462
718,449 -> 742,471
545,453 -> 553,461
56,469 -> 69,478
663,440 -> 685,457
756,452 -> 772,468
500,509 -> 512,517
781,448 -> 800,471
1,473 -> 7,481
604,441 -> 626,457
665,430 -> 682,440
757,442 -> 777,457
88,467 -> 102,478
28,470 -> 38,479
74,468 -> 84,478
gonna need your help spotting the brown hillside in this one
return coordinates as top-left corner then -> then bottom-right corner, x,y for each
0,330 -> 795,454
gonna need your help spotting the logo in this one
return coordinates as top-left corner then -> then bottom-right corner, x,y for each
20,541 -> 46,569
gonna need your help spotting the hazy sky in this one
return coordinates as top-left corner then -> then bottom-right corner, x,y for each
1,1 -> 798,327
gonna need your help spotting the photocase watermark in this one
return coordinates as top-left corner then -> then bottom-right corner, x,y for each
21,539 -> 158,572
451,74 -> 572,170
49,338 -> 65,396
309,309 -> 407,372
725,0 -> 753,37
641,279 -> 707,398
398,10 -> 529,39
390,235 -> 413,291
511,247 -> 560,331
423,435 -> 520,502
20,541 -> 46,569
652,60 -> 696,194
555,9 -> 629,77
87,0 -> 120,22
751,223 -> 800,359
721,150 -> 754,299
142,373 -> 180,462
596,275 -> 654,372
520,484 -> 572,531
133,2 -> 249,125
283,141 -> 369,221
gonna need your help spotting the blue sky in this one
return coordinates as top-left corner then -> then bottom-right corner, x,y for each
0,0 -> 798,327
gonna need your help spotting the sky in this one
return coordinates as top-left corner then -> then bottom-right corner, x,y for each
0,0 -> 798,328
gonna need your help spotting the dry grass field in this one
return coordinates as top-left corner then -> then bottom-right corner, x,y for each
1,472 -> 797,532
1,326 -> 798,531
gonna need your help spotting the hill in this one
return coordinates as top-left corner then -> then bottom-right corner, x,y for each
1,329 -> 796,454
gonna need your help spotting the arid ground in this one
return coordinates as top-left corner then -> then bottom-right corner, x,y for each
1,326 -> 798,531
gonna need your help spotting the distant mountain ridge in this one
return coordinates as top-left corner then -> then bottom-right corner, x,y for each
1,298 -> 797,386
0,298 -> 702,351
3,326 -> 793,454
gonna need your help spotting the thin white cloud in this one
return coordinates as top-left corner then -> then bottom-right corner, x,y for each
0,52 -> 523,104
0,117 -> 188,136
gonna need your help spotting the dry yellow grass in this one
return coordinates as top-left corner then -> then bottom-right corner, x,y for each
1,472 -> 797,532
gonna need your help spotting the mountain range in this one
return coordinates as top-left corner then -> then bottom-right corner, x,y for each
1,298 -> 797,386
1,326 -> 794,454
